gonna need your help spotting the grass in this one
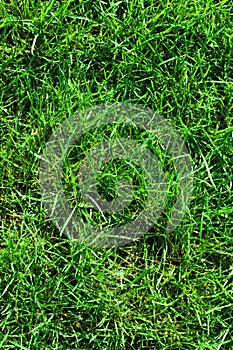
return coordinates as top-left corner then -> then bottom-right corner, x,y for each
0,0 -> 233,349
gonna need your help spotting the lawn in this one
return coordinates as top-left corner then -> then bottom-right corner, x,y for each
0,0 -> 233,349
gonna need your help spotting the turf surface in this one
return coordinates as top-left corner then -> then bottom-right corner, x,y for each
0,0 -> 233,349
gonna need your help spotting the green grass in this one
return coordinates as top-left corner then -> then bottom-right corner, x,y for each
0,0 -> 233,349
